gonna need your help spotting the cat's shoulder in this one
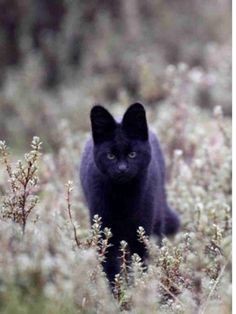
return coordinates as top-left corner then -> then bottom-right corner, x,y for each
148,129 -> 161,147
82,137 -> 93,154
80,137 -> 94,169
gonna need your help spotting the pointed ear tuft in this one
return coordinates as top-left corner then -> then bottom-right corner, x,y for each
90,105 -> 116,144
122,103 -> 148,141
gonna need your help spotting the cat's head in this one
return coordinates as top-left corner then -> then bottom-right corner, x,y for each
90,103 -> 151,183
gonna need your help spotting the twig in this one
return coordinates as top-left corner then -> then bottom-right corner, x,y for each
66,181 -> 81,248
159,281 -> 185,308
199,254 -> 231,314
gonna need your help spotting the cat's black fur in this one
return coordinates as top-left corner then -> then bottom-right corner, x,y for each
80,103 -> 180,284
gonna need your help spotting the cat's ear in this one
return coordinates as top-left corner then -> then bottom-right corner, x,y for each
122,103 -> 148,141
90,105 -> 116,144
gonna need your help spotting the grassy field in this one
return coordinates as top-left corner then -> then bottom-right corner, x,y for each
0,65 -> 232,313
0,1 -> 232,312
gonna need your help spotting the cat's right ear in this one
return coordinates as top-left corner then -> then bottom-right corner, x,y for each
90,105 -> 116,144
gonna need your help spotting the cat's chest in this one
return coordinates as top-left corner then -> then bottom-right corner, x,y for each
107,186 -> 140,210
101,184 -> 152,239
104,187 -> 145,231
107,197 -> 141,241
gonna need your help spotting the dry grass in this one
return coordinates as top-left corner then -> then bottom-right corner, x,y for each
0,5 -> 231,308
0,88 -> 231,312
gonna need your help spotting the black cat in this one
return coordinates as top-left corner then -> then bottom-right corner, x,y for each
80,103 -> 180,284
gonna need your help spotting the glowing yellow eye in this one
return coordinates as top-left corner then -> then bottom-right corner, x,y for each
128,152 -> 136,158
107,153 -> 116,160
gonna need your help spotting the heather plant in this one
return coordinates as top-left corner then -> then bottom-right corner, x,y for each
0,27 -> 232,311
0,137 -> 42,234
0,97 -> 231,313
0,1 -> 231,312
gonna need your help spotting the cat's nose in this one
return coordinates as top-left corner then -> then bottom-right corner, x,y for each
117,162 -> 128,173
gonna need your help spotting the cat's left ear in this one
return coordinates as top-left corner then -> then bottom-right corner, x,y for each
122,102 -> 148,141
90,105 -> 116,144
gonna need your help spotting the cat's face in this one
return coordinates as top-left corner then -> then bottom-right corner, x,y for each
90,103 -> 151,183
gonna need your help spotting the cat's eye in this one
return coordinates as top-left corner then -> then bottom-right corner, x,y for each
128,152 -> 136,159
107,153 -> 116,160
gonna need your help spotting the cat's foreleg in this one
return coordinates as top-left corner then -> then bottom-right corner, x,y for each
102,245 -> 120,286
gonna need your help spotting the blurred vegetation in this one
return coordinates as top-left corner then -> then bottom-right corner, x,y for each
0,0 -> 232,313
0,103 -> 231,313
0,0 -> 232,152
